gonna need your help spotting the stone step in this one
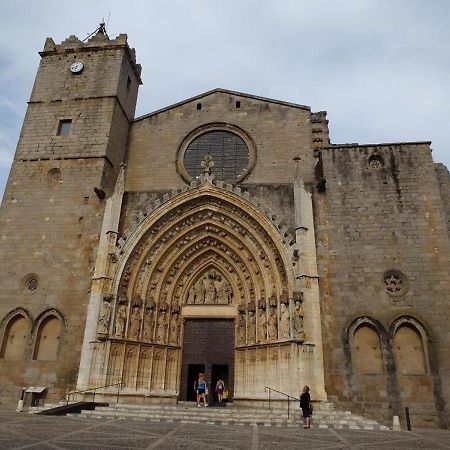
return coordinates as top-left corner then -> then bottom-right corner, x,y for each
93,406 -> 363,420
69,404 -> 390,431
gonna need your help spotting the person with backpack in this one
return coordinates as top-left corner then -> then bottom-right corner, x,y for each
215,378 -> 226,403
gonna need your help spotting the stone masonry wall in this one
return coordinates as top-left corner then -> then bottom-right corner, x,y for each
314,143 -> 450,427
0,159 -> 105,401
435,163 -> 450,237
125,91 -> 319,191
0,32 -> 140,403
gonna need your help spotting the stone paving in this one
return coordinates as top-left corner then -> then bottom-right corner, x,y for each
0,406 -> 450,449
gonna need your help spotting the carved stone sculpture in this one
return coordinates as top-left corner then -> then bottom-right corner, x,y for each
187,285 -> 196,304
215,275 -> 226,304
156,310 -> 167,343
268,308 -> 278,340
293,299 -> 305,340
204,275 -> 215,303
258,308 -> 267,342
225,281 -> 233,303
114,302 -> 128,337
142,305 -> 154,341
280,302 -> 290,338
187,269 -> 233,304
97,296 -> 112,335
238,312 -> 246,344
247,310 -> 256,343
169,313 -> 180,344
128,305 -> 141,340
194,278 -> 205,304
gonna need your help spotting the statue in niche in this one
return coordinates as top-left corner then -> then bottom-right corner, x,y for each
258,305 -> 267,342
279,302 -> 290,338
156,309 -> 167,343
293,299 -> 305,340
97,296 -> 112,335
247,310 -> 256,343
114,301 -> 128,337
128,304 -> 141,340
268,308 -> 278,340
142,304 -> 155,341
237,312 -> 246,344
169,308 -> 180,344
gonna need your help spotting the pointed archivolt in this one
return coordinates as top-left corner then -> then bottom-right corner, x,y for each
106,176 -> 298,347
117,176 -> 295,250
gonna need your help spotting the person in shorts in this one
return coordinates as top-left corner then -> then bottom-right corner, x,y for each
195,373 -> 208,406
215,378 -> 225,402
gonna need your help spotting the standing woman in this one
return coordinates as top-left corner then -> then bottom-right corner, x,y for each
300,385 -> 312,429
215,378 -> 225,403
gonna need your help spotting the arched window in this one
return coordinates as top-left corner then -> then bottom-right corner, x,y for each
33,315 -> 61,361
1,315 -> 29,360
393,324 -> 426,374
352,324 -> 383,374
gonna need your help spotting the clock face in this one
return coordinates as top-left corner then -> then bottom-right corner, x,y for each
70,62 -> 84,74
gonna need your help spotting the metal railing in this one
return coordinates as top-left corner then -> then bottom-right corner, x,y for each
265,386 -> 300,419
65,382 -> 124,406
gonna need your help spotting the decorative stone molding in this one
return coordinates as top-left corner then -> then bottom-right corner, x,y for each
118,175 -> 294,249
383,269 -> 409,297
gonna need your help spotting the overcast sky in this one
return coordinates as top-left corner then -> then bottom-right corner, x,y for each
1,0 -> 449,199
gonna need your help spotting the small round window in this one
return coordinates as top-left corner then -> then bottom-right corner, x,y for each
183,130 -> 250,183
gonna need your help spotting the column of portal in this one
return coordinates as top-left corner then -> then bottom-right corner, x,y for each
76,165 -> 126,390
293,174 -> 327,401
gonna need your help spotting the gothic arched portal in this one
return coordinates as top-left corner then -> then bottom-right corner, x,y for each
88,176 -> 309,400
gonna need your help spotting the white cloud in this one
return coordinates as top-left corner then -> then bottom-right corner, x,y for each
0,0 -> 449,199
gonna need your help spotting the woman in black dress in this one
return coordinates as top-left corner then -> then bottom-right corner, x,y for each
300,385 -> 311,429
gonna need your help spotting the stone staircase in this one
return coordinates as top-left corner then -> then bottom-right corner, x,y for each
65,403 -> 390,430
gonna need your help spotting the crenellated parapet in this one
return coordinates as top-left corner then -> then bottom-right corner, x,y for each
40,32 -> 142,80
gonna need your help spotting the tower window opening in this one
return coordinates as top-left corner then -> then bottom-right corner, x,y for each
57,119 -> 72,137
236,101 -> 241,109
127,75 -> 132,90
197,103 -> 202,110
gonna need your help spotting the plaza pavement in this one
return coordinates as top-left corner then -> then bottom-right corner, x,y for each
0,406 -> 450,449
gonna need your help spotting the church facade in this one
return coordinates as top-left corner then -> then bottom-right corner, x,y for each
0,31 -> 449,427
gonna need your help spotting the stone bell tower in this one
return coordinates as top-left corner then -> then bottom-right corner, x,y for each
0,28 -> 141,401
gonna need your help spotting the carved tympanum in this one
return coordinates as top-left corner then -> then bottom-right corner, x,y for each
186,268 -> 233,305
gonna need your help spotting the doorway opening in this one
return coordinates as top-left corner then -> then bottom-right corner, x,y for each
186,364 -> 205,402
180,319 -> 235,402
